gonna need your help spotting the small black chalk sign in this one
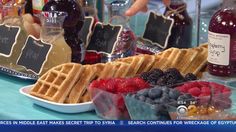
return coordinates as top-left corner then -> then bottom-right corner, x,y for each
0,24 -> 20,57
78,16 -> 94,47
17,36 -> 52,75
142,12 -> 174,49
87,22 -> 122,54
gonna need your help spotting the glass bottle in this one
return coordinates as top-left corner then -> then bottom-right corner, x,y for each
208,0 -> 236,77
164,0 -> 192,48
84,0 -> 136,64
42,0 -> 85,63
0,2 -> 28,70
36,11 -> 71,75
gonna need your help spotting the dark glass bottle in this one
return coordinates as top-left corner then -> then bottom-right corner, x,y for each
208,0 -> 236,77
164,0 -> 192,48
25,0 -> 33,14
43,0 -> 85,63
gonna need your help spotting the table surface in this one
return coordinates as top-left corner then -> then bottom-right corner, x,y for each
0,74 -> 100,120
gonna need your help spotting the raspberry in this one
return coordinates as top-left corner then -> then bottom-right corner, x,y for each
201,87 -> 211,96
199,93 -> 209,97
133,77 -> 150,89
188,87 -> 201,97
176,85 -> 188,93
198,81 -> 209,87
184,81 -> 201,88
106,79 -> 116,93
222,88 -> 231,95
99,79 -> 109,89
117,80 -> 137,93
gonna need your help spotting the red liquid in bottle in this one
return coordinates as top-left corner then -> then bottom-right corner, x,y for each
84,29 -> 136,64
164,1 -> 192,48
208,4 -> 236,76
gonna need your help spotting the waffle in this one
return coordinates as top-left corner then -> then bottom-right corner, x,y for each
30,63 -> 84,103
116,55 -> 145,77
150,47 -> 207,76
137,54 -> 156,74
183,47 -> 208,75
67,65 -> 97,104
151,48 -> 174,70
113,62 -> 131,78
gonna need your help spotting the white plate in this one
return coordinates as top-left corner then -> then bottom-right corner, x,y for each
19,85 -> 94,114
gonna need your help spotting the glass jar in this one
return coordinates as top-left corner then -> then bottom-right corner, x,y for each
42,0 -> 85,63
208,0 -> 236,77
37,11 -> 71,74
0,2 -> 28,70
164,0 -> 192,48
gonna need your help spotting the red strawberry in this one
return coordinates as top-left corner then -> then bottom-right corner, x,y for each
201,87 -> 211,96
188,87 -> 201,97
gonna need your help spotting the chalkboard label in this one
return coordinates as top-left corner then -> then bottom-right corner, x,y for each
0,24 -> 20,57
142,11 -> 174,49
78,16 -> 94,48
17,35 -> 52,75
87,22 -> 122,54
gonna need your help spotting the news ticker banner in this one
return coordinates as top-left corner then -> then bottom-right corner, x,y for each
1,120 -> 236,132
0,120 -> 236,126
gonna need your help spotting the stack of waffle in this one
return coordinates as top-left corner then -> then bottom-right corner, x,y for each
30,44 -> 208,104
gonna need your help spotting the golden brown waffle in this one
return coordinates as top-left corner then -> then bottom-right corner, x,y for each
183,47 -> 208,75
30,63 -> 84,103
116,55 -> 145,77
67,65 -> 97,104
149,47 -> 207,76
137,54 -> 156,74
113,62 -> 131,78
151,48 -> 174,70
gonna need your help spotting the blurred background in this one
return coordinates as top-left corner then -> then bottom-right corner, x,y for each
128,0 -> 222,47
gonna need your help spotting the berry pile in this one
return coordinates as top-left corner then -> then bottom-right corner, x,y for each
176,81 -> 231,97
89,77 -> 150,94
140,68 -> 197,87
89,77 -> 150,119
176,81 -> 232,109
125,86 -> 195,120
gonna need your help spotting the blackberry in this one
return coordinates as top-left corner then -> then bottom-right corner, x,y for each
165,68 -> 180,75
165,68 -> 184,79
151,69 -> 164,77
140,72 -> 151,81
147,73 -> 160,85
185,73 -> 197,81
156,76 -> 168,86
